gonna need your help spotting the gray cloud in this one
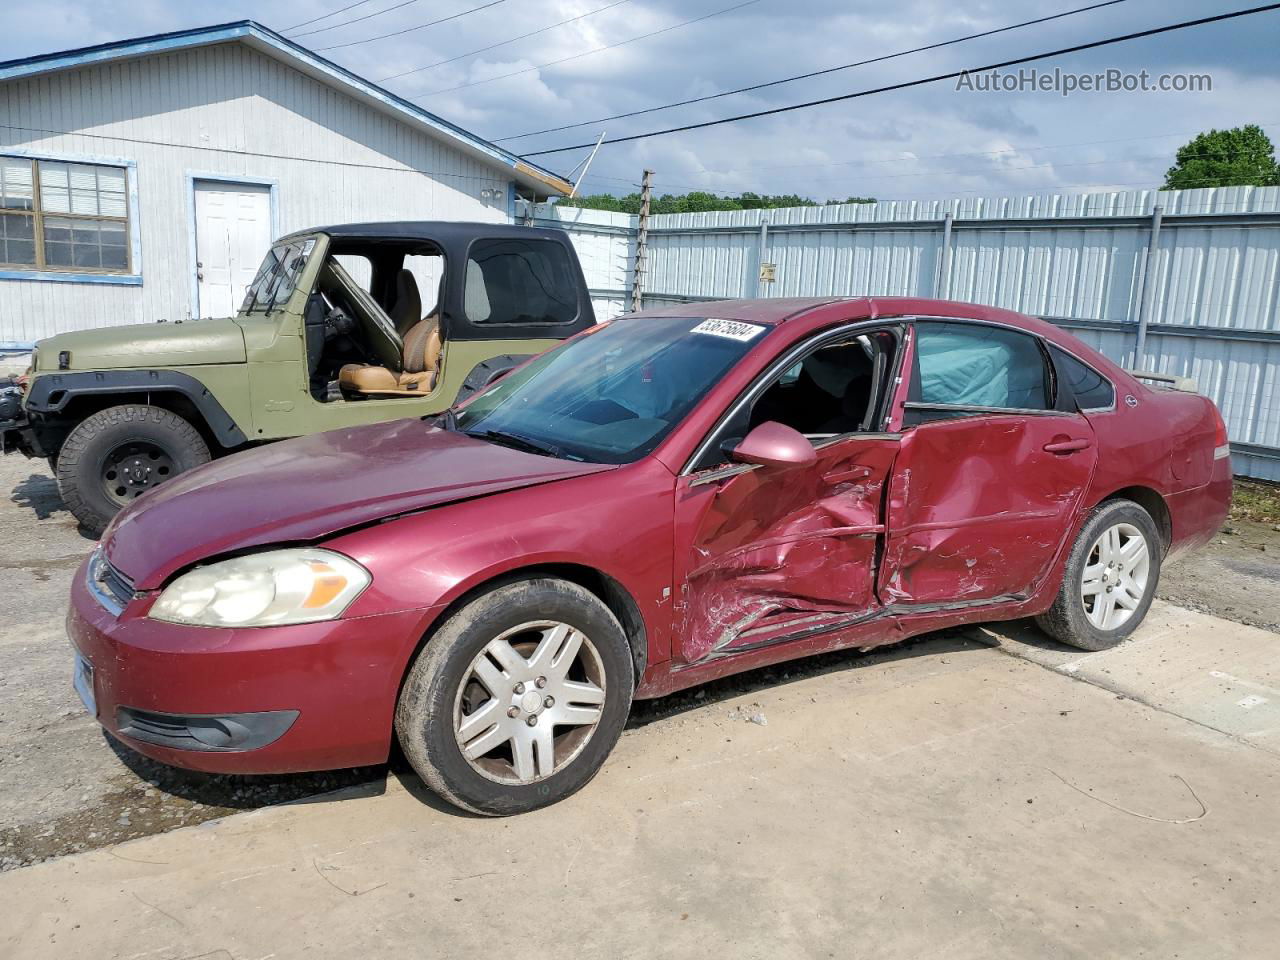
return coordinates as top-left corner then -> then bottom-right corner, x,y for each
2,0 -> 1275,200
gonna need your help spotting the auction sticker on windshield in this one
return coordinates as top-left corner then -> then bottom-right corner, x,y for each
691,318 -> 766,341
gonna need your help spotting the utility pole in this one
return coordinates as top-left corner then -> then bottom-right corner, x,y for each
631,169 -> 652,313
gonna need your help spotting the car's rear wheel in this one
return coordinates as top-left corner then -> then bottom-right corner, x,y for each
56,404 -> 210,536
395,577 -> 634,815
1035,498 -> 1162,651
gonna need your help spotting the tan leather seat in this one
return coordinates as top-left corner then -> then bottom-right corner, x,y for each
389,270 -> 423,338
339,315 -> 442,396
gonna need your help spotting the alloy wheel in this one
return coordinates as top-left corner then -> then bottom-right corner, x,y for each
1080,521 -> 1150,631
453,621 -> 607,784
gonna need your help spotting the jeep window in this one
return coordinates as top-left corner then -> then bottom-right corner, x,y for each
455,315 -> 762,464
464,238 -> 578,326
241,238 -> 316,312
1,155 -> 130,274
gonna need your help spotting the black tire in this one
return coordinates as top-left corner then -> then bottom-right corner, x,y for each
395,577 -> 635,816
1035,498 -> 1163,651
55,404 -> 210,536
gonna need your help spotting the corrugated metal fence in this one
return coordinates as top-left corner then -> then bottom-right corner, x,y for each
527,186 -> 1280,481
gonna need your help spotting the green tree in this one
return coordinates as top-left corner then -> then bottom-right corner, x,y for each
1163,124 -> 1280,190
558,191 -> 876,214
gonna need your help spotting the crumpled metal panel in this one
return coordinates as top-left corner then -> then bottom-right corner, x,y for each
879,414 -> 1094,605
677,439 -> 898,663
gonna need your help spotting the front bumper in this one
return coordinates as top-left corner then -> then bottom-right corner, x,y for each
0,415 -> 40,458
67,557 -> 438,774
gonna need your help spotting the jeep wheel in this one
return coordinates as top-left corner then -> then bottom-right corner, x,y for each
56,404 -> 210,535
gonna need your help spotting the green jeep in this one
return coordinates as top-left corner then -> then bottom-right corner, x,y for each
0,221 -> 595,534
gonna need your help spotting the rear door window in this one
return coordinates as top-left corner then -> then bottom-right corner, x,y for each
464,238 -> 579,326
909,321 -> 1051,419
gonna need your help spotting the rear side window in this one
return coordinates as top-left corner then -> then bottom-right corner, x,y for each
465,238 -> 579,326
912,321 -> 1050,410
1050,345 -> 1114,410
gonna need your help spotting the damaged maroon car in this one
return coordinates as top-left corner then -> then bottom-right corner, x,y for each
68,297 -> 1231,815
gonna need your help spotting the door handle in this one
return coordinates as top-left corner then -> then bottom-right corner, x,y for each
1043,438 -> 1092,454
824,465 -> 873,483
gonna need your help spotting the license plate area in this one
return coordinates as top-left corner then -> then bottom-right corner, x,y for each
73,652 -> 96,717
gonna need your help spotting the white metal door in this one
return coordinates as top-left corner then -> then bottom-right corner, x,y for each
194,181 -> 272,318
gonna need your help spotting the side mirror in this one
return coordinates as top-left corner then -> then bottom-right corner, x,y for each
730,421 -> 816,469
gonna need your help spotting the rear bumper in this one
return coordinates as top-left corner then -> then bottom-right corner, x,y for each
1166,454 -> 1233,562
67,558 -> 439,774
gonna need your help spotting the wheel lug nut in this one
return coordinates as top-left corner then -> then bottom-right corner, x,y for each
544,696 -> 555,708
513,682 -> 525,695
1106,586 -> 1113,593
507,706 -> 520,718
535,676 -> 547,689
526,715 -> 538,727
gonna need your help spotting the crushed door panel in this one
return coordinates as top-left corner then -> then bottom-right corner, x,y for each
674,435 -> 899,663
878,414 -> 1096,606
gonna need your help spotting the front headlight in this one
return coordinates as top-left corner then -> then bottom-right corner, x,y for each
149,548 -> 370,627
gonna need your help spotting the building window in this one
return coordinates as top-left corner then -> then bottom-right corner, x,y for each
0,156 -> 130,274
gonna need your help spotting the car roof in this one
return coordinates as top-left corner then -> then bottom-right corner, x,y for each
630,296 -> 1067,340
282,221 -> 572,244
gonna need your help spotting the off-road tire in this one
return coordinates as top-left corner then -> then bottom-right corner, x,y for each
1035,498 -> 1162,651
55,404 -> 210,536
395,577 -> 634,816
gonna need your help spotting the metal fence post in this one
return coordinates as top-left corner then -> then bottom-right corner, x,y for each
755,218 -> 770,298
936,211 -> 954,299
630,169 -> 652,313
1134,204 -> 1164,365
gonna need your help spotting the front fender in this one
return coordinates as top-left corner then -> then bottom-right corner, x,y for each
24,369 -> 248,448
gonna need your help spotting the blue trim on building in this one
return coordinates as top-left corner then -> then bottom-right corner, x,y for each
0,269 -> 142,286
0,20 -> 571,194
184,172 -> 279,318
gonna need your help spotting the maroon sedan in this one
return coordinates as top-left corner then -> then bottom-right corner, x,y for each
69,298 -> 1231,814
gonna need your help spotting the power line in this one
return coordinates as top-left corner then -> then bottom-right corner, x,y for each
301,0 -> 506,44
574,120 -> 1280,191
281,0 -> 380,34
417,0 -> 764,98
495,0 -> 1133,143
374,0 -> 634,78
575,145 -> 1275,196
522,2 -> 1280,157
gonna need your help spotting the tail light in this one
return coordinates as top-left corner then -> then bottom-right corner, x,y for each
1212,404 -> 1230,461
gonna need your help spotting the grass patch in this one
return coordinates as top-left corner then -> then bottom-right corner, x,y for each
1232,478 -> 1280,524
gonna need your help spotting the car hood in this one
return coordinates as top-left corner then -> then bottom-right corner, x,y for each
37,317 -> 247,370
103,419 -> 616,589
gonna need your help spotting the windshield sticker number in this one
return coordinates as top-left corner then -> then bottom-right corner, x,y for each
691,319 -> 766,342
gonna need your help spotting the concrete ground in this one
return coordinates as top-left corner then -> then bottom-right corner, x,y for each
2,602 -> 1278,959
2,453 -> 1279,957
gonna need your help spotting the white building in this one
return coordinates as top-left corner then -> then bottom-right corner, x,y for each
0,20 -> 573,349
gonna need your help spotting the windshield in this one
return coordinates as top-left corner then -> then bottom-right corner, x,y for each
454,315 -> 769,464
240,238 -> 316,313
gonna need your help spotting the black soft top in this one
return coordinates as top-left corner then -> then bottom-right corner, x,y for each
281,221 -> 595,342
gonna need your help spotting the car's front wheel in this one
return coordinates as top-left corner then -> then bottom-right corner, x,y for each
395,577 -> 634,815
1035,498 -> 1162,651
55,404 -> 210,536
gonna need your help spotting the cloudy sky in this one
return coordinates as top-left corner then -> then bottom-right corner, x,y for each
2,0 -> 1277,201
